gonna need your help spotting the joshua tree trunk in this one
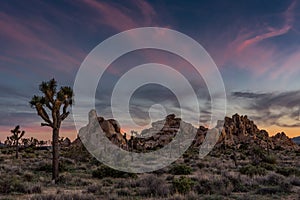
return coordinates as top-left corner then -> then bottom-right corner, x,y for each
52,127 -> 59,182
16,139 -> 19,159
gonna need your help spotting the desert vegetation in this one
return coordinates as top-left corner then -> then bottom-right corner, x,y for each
0,135 -> 299,200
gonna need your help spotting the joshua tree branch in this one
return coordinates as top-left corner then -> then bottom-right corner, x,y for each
60,111 -> 69,121
36,106 -> 52,125
41,123 -> 53,127
45,102 -> 53,110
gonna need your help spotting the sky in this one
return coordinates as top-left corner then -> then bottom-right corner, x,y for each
1,0 -> 300,141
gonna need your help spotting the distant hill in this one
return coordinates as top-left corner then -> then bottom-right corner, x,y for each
292,136 -> 300,145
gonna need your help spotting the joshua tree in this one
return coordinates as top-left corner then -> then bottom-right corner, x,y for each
9,125 -> 25,159
29,78 -> 73,183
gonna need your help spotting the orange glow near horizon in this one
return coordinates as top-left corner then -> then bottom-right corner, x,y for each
0,126 -> 78,142
0,123 -> 299,143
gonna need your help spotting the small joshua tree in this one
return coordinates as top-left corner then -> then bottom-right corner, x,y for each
9,125 -> 25,159
30,78 -> 73,183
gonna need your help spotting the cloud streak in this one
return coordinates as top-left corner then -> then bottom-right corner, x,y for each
232,90 -> 300,128
238,0 -> 296,51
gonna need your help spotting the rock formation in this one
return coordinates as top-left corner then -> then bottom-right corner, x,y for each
73,111 -> 299,152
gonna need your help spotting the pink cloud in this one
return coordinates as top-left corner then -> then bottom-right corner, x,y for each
211,0 -> 298,77
81,0 -> 157,31
238,0 -> 296,52
0,11 -> 86,75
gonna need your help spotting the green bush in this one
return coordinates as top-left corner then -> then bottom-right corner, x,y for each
239,164 -> 266,177
259,163 -> 276,171
36,162 -> 52,172
92,165 -> 137,179
169,164 -> 192,175
172,176 -> 195,194
138,175 -> 170,197
0,177 -> 41,194
30,193 -> 95,200
196,176 -> 234,195
262,154 -> 277,164
256,182 -> 292,195
276,167 -> 300,177
36,161 -> 71,173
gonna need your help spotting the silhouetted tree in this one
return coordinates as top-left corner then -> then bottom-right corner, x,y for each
9,125 -> 25,159
21,137 -> 39,147
29,78 -> 73,183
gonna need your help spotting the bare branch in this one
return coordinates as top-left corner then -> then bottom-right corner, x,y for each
41,123 -> 53,127
36,104 -> 53,125
60,111 -> 69,121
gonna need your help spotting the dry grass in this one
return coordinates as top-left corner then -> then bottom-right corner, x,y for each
0,145 -> 299,199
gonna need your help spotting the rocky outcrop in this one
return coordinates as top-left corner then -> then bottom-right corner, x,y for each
128,114 -> 198,151
74,111 -> 299,152
271,132 -> 298,150
79,110 -> 126,147
216,114 -> 298,150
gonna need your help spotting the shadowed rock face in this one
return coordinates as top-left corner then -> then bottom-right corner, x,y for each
217,114 -> 299,150
74,112 -> 299,151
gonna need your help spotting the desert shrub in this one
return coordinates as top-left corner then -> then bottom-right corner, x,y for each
59,158 -> 75,172
92,165 -> 137,179
62,145 -> 92,163
239,164 -> 266,177
56,173 -> 73,184
251,146 -> 265,157
290,176 -> 300,186
197,162 -> 208,169
1,148 -> 13,154
239,153 -> 246,160
138,174 -> 170,197
224,174 -> 249,192
23,171 -> 35,182
259,163 -> 276,171
89,157 -> 101,166
25,147 -> 35,153
56,172 -> 89,186
23,182 -> 42,194
172,176 -> 195,194
168,193 -> 185,200
36,162 -> 52,172
256,181 -> 292,195
169,164 -> 192,175
276,167 -> 300,177
100,178 -> 112,187
258,172 -> 284,186
23,153 -> 36,158
262,154 -> 277,164
30,193 -> 95,200
185,191 -> 198,200
195,176 -> 233,195
36,160 -> 74,173
117,188 -> 131,196
0,177 -> 24,194
0,176 -> 41,194
202,195 -> 223,200
87,184 -> 102,195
